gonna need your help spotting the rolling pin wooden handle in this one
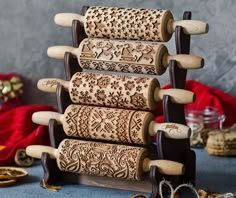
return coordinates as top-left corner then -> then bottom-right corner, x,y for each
54,13 -> 84,27
163,54 -> 204,69
26,145 -> 57,159
32,111 -> 63,125
148,121 -> 192,139
167,19 -> 209,35
54,13 -> 209,35
48,45 -> 204,70
27,145 -> 184,176
154,88 -> 196,104
47,46 -> 78,60
37,78 -> 69,93
32,110 -> 191,140
142,159 -> 185,175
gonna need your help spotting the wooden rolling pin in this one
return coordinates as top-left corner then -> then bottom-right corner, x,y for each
54,6 -> 208,42
26,139 -> 185,180
32,104 -> 191,145
37,72 -> 196,110
47,38 -> 204,75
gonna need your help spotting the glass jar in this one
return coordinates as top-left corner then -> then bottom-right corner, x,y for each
185,106 -> 225,134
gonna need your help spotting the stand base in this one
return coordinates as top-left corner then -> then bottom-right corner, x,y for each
62,173 -> 152,193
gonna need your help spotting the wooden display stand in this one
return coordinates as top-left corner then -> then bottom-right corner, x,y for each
40,8 -> 196,198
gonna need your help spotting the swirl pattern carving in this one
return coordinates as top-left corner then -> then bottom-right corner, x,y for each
57,139 -> 147,180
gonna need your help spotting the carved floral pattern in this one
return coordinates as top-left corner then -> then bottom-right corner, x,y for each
69,72 -> 158,110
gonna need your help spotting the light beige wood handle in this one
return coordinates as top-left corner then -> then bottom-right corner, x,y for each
143,159 -> 184,175
27,145 -> 184,175
47,46 -> 78,60
164,54 -> 204,69
32,111 -> 63,125
148,121 -> 192,139
54,13 -> 208,35
32,109 -> 191,141
37,78 -> 69,93
54,13 -> 85,27
26,145 -> 57,159
154,88 -> 196,104
168,19 -> 209,35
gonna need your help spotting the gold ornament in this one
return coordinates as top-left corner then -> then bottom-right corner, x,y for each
0,77 -> 23,102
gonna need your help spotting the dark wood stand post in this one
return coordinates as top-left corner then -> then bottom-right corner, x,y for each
159,12 -> 196,188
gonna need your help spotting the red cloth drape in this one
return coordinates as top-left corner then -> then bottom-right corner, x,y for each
1,80 -> 235,165
0,104 -> 56,166
154,80 -> 236,127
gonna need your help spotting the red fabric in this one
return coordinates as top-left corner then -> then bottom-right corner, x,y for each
0,73 -> 22,113
0,73 -> 21,81
0,104 -> 56,166
153,80 -> 236,127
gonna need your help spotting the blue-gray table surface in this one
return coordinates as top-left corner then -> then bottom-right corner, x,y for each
1,149 -> 235,198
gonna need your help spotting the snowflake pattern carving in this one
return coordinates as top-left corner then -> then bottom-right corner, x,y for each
69,72 -> 158,110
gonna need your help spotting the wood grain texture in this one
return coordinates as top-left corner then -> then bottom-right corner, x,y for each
54,7 -> 207,41
37,72 -> 195,109
26,139 -> 184,180
47,39 -> 203,75
69,72 -> 159,110
63,105 -> 153,144
32,105 -> 191,144
84,7 -> 173,42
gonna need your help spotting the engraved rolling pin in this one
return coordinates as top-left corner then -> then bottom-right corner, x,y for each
32,104 -> 191,145
47,38 -> 204,75
54,6 -> 208,42
26,139 -> 185,180
37,72 -> 196,110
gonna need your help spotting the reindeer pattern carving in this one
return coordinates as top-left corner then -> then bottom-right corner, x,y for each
79,38 -> 158,74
